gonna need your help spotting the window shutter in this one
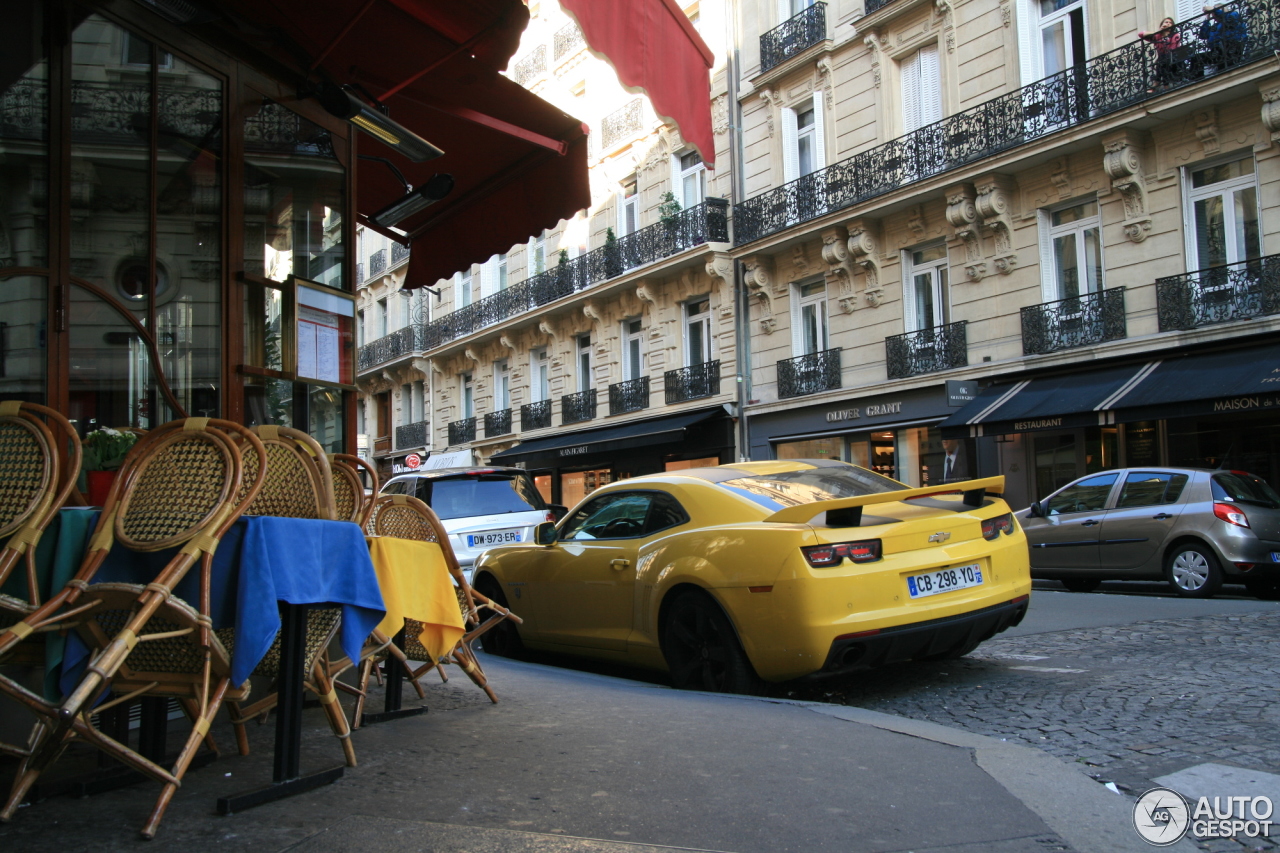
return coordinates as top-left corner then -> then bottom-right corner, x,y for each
1016,0 -> 1039,85
789,285 -> 805,356
777,0 -> 790,24
919,45 -> 942,125
1175,0 -> 1199,23
810,92 -> 827,171
901,251 -> 918,333
901,50 -> 921,133
782,107 -> 800,183
1037,209 -> 1057,303
479,260 -> 495,299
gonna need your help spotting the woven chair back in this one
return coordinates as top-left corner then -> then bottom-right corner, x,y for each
241,426 -> 335,520
330,461 -> 362,524
0,404 -> 59,540
330,453 -> 377,527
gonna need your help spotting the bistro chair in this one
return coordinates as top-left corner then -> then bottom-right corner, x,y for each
329,452 -> 378,527
0,417 -> 267,838
220,425 -> 357,768
359,494 -> 521,709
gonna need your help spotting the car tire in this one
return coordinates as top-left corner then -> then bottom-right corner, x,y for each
1244,577 -> 1280,600
1060,578 -> 1101,593
1165,543 -> 1222,598
660,591 -> 764,696
474,576 -> 526,660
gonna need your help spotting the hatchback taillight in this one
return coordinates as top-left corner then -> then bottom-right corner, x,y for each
982,512 -> 1015,540
802,540 -> 881,567
1213,502 -> 1250,528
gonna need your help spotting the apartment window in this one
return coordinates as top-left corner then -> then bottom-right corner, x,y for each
782,94 -> 826,183
577,334 -> 593,392
903,244 -> 950,332
791,281 -> 828,356
400,384 -> 412,427
461,373 -> 474,419
788,0 -> 816,15
623,319 -> 644,381
1186,155 -> 1260,270
677,150 -> 706,209
1040,199 -> 1103,301
498,253 -> 508,290
123,31 -> 172,68
531,347 -> 550,402
377,298 -> 388,338
620,180 -> 639,236
356,309 -> 365,347
684,298 -> 712,366
456,269 -> 473,308
494,360 -> 511,410
1017,0 -> 1087,83
901,45 -> 941,134
375,392 -> 390,439
531,232 -> 547,274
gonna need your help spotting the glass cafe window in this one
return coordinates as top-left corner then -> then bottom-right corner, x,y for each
66,16 -> 223,428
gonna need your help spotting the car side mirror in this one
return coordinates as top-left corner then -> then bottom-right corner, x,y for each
535,521 -> 559,546
1028,501 -> 1043,518
548,503 -> 568,521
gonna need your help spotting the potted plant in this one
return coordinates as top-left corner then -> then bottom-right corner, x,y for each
658,191 -> 682,251
604,226 -> 622,278
82,427 -> 139,506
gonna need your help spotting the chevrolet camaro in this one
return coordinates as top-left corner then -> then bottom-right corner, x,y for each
472,459 -> 1032,693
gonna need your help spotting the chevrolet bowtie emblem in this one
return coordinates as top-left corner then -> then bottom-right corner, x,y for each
928,532 -> 951,543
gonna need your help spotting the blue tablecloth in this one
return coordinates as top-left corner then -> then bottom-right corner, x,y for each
60,515 -> 385,691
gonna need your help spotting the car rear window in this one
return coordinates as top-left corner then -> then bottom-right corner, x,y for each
716,467 -> 901,512
424,475 -> 547,519
1211,472 -> 1280,508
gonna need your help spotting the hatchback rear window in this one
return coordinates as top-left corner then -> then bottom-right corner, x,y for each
424,475 -> 547,519
1211,472 -> 1280,508
717,467 -> 900,512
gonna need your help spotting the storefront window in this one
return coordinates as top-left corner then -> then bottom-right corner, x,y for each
1033,427 -> 1117,499
562,467 -> 612,508
1168,411 -> 1280,488
775,438 -> 841,461
665,456 -> 720,471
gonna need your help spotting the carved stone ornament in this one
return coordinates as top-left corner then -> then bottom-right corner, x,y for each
845,219 -> 883,302
760,317 -> 778,335
499,334 -> 518,353
936,0 -> 957,53
1261,85 -> 1280,143
945,184 -> 985,280
583,300 -> 603,323
791,243 -> 812,277
865,290 -> 883,308
906,205 -> 927,239
837,296 -> 859,314
537,319 -> 558,341
705,253 -> 734,291
1050,157 -> 1072,199
817,56 -> 835,112
820,227 -> 855,295
1102,130 -> 1151,243
864,32 -> 887,89
760,87 -> 783,138
742,255 -> 781,313
975,174 -> 1017,274
463,348 -> 481,367
1193,107 -> 1219,156
711,94 -> 730,135
636,283 -> 659,306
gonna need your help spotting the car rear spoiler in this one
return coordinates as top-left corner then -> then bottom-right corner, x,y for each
763,475 -> 1006,528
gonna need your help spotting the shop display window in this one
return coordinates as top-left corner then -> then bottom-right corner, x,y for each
775,438 -> 841,461
665,457 -> 720,471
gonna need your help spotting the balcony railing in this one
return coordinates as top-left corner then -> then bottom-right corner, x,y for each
395,420 -> 428,450
391,242 -> 410,266
554,22 -> 584,60
1156,254 -> 1280,331
863,0 -> 896,13
448,417 -> 476,445
609,377 -> 650,416
521,399 -> 551,431
885,321 -> 968,380
421,199 -> 729,351
736,1 -> 1280,245
665,360 -> 720,405
778,347 -> 842,399
1021,288 -> 1126,355
485,408 -> 512,437
358,325 -> 429,371
369,248 -> 386,277
760,3 -> 827,73
514,45 -> 547,86
601,99 -> 644,149
562,389 -> 597,425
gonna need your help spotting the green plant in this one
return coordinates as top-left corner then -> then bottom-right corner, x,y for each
558,248 -> 570,266
658,191 -> 682,226
83,427 -> 138,472
604,226 -> 617,246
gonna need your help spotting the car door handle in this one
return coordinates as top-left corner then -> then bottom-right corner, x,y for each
610,558 -> 631,571
1152,513 -> 1173,520
1080,519 -> 1100,526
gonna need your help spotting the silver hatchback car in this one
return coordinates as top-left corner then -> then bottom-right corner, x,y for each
1017,467 -> 1280,599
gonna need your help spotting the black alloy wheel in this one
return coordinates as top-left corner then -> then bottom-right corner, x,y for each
1060,578 -> 1102,593
660,591 -> 763,695
474,576 -> 526,659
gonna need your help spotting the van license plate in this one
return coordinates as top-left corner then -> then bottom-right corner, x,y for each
467,530 -> 523,547
907,564 -> 983,598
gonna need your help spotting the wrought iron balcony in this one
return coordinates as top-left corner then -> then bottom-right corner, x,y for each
601,99 -> 644,150
448,417 -> 476,446
395,420 -> 428,450
562,389 -> 597,425
358,324 -> 429,371
760,3 -> 827,73
485,408 -> 512,437
885,321 -> 968,380
1021,288 -> 1126,355
421,199 -> 730,351
665,360 -> 720,405
391,241 -> 410,266
778,348 -> 842,399
369,248 -> 386,277
736,1 -> 1280,245
863,0 -> 896,13
1156,254 -> 1280,331
609,377 -> 650,416
514,45 -> 547,86
521,399 -> 551,431
554,22 -> 584,61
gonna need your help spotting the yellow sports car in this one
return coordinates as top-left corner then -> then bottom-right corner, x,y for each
473,459 -> 1031,693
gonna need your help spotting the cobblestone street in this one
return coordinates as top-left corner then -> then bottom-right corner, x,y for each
781,609 -> 1280,852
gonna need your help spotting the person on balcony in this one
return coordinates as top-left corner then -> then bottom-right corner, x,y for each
1138,17 -> 1182,92
1198,4 -> 1247,73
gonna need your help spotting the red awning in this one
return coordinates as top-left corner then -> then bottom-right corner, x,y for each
218,0 -> 590,289
560,0 -> 716,168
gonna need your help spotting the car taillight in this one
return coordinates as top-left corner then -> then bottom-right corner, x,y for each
801,540 -> 881,567
982,512 -> 1015,540
1214,502 -> 1250,528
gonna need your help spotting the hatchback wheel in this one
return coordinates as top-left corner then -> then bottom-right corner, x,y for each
474,577 -> 526,659
1165,543 -> 1222,598
661,591 -> 763,695
1060,578 -> 1101,593
1245,577 -> 1280,600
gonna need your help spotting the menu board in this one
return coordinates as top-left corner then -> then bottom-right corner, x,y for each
295,280 -> 354,386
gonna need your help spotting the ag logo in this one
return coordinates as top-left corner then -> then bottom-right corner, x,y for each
1133,787 -> 1190,846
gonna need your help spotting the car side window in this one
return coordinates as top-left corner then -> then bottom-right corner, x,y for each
644,492 -> 689,535
1044,473 -> 1118,515
1115,472 -> 1174,509
560,493 -> 653,540
383,481 -> 405,496
1163,474 -> 1189,503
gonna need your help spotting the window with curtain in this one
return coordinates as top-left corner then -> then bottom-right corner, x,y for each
1040,199 -> 1103,301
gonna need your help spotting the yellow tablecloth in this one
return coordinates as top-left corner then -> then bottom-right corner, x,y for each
366,536 -> 465,662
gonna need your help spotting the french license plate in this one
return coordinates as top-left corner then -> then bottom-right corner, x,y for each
907,563 -> 984,598
467,529 -> 523,548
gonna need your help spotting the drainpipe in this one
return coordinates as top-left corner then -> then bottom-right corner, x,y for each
726,0 -> 752,462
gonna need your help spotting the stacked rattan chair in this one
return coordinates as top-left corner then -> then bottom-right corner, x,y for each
219,425 -> 357,768
356,494 -> 521,714
0,417 -> 267,838
0,402 -> 83,758
329,452 -> 378,528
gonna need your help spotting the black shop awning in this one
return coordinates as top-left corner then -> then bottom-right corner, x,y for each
1104,342 -> 1280,420
490,408 -> 724,466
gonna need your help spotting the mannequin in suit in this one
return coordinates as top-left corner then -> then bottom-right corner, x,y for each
941,439 -> 969,483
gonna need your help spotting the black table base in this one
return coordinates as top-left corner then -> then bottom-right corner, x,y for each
358,628 -> 426,727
